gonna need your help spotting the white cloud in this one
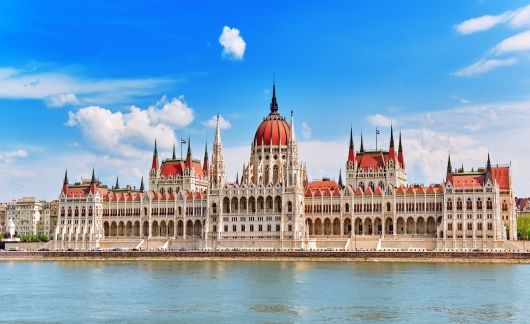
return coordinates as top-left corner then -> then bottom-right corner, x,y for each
202,115 -> 231,129
454,58 -> 518,77
219,26 -> 246,60
301,122 -> 311,140
0,66 -> 174,105
45,93 -> 79,108
492,30 -> 530,55
450,94 -> 470,104
0,149 -> 29,163
367,113 -> 393,127
456,4 -> 530,34
66,97 -> 194,157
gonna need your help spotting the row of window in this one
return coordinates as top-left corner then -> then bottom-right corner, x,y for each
221,224 -> 292,232
447,222 -> 493,231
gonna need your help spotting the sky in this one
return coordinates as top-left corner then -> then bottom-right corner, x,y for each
1,0 -> 530,201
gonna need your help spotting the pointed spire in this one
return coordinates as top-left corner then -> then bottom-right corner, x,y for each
397,132 -> 404,167
203,141 -> 209,174
186,137 -> 192,158
270,79 -> 279,114
447,154 -> 452,173
349,127 -> 354,149
115,176 -> 120,189
388,124 -> 396,161
347,127 -> 356,163
338,169 -> 343,188
360,132 -> 365,153
63,169 -> 68,185
172,143 -> 176,160
390,123 -> 395,148
90,168 -> 96,184
487,153 -> 491,170
235,171 -> 239,185
151,139 -> 159,170
140,176 -> 144,191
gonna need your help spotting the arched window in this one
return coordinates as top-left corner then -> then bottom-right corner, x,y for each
264,166 -> 270,184
466,198 -> 472,210
273,166 -> 279,184
446,199 -> 452,210
359,182 -> 365,191
386,202 -> 391,212
456,199 -> 462,210
378,181 -> 385,191
345,203 -> 350,213
502,200 -> 508,212
368,181 -> 375,191
212,203 -> 217,214
486,198 -> 493,210
287,201 -> 293,213
477,198 -> 482,210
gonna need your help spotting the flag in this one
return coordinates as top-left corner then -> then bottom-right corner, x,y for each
376,128 -> 380,135
181,138 -> 187,144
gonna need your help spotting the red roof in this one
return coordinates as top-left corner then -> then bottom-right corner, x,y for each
307,180 -> 339,190
254,114 -> 291,146
160,160 -> 204,178
492,166 -> 510,190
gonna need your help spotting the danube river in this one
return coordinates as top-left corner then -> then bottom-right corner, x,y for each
2,261 -> 529,323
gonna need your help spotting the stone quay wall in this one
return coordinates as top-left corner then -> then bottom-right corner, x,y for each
2,251 -> 530,263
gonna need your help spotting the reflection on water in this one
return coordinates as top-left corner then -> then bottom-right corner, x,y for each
1,261 -> 528,323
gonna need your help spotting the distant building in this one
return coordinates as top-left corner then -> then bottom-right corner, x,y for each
6,197 -> 43,236
54,83 -> 517,251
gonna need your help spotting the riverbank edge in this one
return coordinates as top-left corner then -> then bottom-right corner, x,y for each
2,251 -> 530,263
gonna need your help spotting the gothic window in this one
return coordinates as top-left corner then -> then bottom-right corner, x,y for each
359,182 -> 365,191
466,198 -> 472,210
502,200 -> 508,212
447,199 -> 452,210
387,202 -> 391,212
273,166 -> 279,184
287,201 -> 293,213
368,181 -> 375,191
378,181 -> 385,190
212,203 -> 217,214
265,166 -> 270,184
456,199 -> 463,210
486,198 -> 493,210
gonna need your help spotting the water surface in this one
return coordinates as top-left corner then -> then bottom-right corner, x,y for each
2,261 -> 529,323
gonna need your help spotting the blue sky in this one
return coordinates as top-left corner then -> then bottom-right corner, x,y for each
1,0 -> 530,200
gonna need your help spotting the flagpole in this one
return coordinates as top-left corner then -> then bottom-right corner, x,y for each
180,137 -> 183,160
376,128 -> 378,151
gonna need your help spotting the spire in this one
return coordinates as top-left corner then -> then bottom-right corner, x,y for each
172,143 -> 176,160
338,169 -> 343,188
185,137 -> 192,169
115,176 -> 120,189
388,124 -> 396,161
447,154 -> 452,173
487,153 -> 491,170
140,176 -> 144,191
397,132 -> 404,167
360,132 -> 365,153
91,168 -> 96,184
151,139 -> 159,170
270,80 -> 279,114
63,169 -> 68,185
235,171 -> 239,185
203,141 -> 209,174
390,123 -> 395,148
90,168 -> 97,193
347,127 -> 356,163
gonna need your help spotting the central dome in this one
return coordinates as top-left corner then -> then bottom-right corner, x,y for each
253,83 -> 291,146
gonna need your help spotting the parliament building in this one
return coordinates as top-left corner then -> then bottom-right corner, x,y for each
54,84 -> 517,251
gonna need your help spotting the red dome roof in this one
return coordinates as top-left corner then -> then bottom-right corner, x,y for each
254,82 -> 291,146
254,114 -> 291,146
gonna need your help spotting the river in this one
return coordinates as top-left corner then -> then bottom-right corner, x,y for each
2,261 -> 528,323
